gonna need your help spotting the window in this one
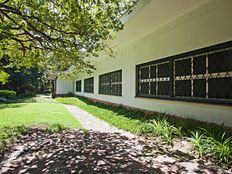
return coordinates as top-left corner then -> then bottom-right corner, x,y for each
136,41 -> 232,104
99,70 -> 122,96
137,60 -> 171,96
84,77 -> 94,93
76,80 -> 81,92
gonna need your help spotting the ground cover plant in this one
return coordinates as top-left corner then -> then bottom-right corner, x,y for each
56,96 -> 232,168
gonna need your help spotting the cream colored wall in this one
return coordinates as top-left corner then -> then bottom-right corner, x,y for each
73,0 -> 232,127
56,79 -> 73,94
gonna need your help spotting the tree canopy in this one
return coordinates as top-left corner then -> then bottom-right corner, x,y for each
0,0 -> 135,83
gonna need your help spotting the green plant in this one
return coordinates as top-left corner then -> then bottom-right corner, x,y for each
0,90 -> 16,99
46,124 -> 67,133
139,123 -> 155,135
210,135 -> 232,165
188,129 -> 232,166
17,91 -> 36,98
151,117 -> 182,144
188,131 -> 206,157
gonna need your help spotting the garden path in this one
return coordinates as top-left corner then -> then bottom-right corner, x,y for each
64,104 -> 136,138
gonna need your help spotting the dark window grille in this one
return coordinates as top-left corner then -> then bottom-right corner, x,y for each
99,70 -> 122,96
136,41 -> 232,105
137,61 -> 171,96
76,80 -> 81,92
84,77 -> 94,93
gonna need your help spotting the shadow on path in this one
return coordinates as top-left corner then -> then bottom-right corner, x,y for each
0,128 -> 229,174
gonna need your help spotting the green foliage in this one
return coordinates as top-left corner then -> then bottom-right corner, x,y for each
0,90 -> 16,99
16,91 -> 36,98
0,70 -> 9,84
0,0 -> 136,80
151,117 -> 182,144
0,56 -> 51,94
210,136 -> 232,165
188,129 -> 232,166
46,124 -> 67,133
188,131 -> 206,157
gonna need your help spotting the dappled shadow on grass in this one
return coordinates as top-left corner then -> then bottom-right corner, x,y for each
0,128 -> 229,174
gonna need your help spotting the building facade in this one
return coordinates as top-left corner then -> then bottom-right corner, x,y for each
56,0 -> 232,127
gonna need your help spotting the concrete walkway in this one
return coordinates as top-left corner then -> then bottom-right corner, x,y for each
64,105 -> 136,138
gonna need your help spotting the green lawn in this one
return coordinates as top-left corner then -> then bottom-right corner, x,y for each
0,95 -> 81,150
0,96 -> 81,128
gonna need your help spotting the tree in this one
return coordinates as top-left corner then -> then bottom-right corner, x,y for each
0,0 -> 135,82
0,55 -> 50,94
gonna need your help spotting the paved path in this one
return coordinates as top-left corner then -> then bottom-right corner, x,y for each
64,105 -> 136,138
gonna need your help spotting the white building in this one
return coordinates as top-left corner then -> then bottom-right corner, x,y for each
56,0 -> 232,127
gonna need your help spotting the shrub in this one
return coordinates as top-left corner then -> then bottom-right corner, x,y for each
0,90 -> 16,99
17,91 -> 36,98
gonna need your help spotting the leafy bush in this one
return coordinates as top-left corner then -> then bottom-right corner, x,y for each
0,90 -> 16,99
17,91 -> 36,98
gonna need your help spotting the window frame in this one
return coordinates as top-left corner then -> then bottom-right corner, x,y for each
99,70 -> 122,96
84,77 -> 94,93
76,80 -> 82,92
136,41 -> 232,105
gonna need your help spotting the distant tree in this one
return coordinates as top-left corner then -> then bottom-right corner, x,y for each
0,0 -> 135,83
0,55 -> 50,94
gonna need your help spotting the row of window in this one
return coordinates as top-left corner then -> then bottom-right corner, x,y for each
76,41 -> 232,105
136,41 -> 232,104
76,70 -> 122,96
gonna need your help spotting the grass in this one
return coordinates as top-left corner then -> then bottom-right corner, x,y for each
0,95 -> 82,151
0,103 -> 81,128
56,96 -> 232,167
